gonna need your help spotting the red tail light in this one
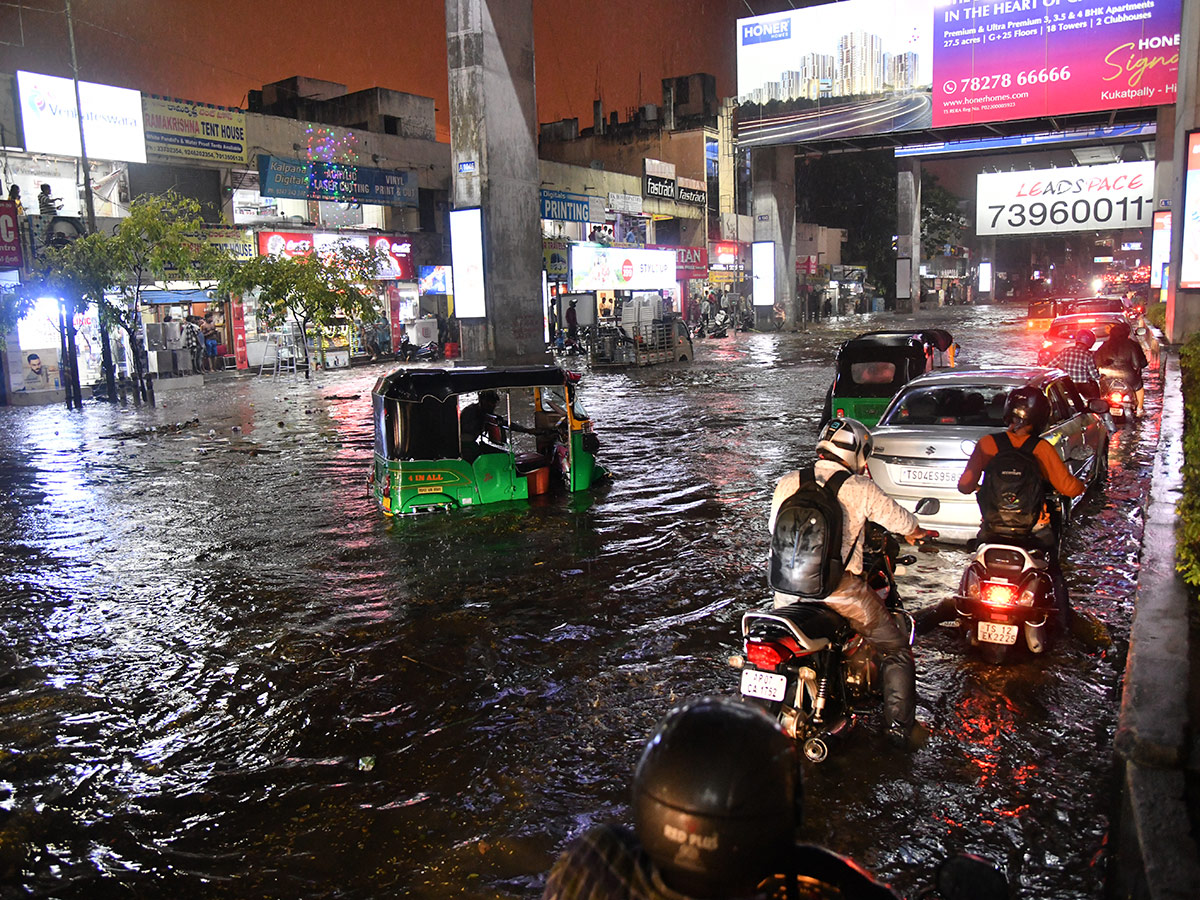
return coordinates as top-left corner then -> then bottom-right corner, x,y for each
1109,391 -> 1124,403
981,581 -> 1018,606
745,640 -> 796,670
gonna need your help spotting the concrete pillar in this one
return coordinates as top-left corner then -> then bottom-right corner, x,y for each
750,146 -> 796,328
445,0 -> 546,363
1167,0 -> 1200,343
896,159 -> 921,314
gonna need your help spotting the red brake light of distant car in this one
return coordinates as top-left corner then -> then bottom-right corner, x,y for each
745,640 -> 796,670
981,581 -> 1018,606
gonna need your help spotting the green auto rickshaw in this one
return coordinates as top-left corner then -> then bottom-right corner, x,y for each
369,364 -> 608,515
819,331 -> 949,429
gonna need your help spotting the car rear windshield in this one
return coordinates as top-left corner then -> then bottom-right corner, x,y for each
1048,319 -> 1118,340
1028,299 -> 1057,319
1066,299 -> 1123,315
881,384 -> 1013,427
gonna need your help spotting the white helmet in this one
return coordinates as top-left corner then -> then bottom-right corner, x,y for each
816,417 -> 873,472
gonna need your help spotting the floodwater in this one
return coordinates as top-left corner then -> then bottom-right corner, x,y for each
0,304 -> 1160,899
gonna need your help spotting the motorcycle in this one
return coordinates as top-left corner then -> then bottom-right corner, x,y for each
955,539 -> 1061,662
698,309 -> 730,339
399,337 -> 441,362
732,512 -> 935,763
1100,372 -> 1136,423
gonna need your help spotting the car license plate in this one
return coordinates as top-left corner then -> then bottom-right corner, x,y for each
741,669 -> 787,702
978,622 -> 1019,645
896,466 -> 958,487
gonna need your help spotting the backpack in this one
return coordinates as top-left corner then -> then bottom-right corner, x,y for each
978,432 -> 1047,538
768,467 -> 852,599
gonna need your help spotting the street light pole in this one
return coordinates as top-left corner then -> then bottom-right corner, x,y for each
64,0 -> 97,234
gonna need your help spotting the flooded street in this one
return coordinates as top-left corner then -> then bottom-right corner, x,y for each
0,304 -> 1159,899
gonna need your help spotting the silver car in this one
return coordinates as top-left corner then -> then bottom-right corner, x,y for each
866,367 -> 1108,543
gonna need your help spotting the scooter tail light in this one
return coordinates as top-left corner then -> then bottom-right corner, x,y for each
745,640 -> 797,670
981,581 -> 1018,607
963,567 -> 982,600
1017,583 -> 1039,606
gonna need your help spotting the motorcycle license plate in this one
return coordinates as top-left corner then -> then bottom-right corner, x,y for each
979,622 -> 1019,645
741,669 -> 787,702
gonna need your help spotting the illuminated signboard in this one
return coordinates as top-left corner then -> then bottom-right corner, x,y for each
1150,210 -> 1171,288
256,231 -> 414,280
736,0 -> 1181,147
419,265 -> 452,295
751,241 -> 775,307
976,161 -> 1154,237
1181,131 -> 1200,290
0,201 -> 22,269
257,155 -> 418,206
450,208 -> 486,318
17,70 -> 146,163
978,261 -> 993,294
143,96 -> 248,165
568,246 -> 676,292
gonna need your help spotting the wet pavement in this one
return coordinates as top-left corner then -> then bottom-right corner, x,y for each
0,303 -> 1161,898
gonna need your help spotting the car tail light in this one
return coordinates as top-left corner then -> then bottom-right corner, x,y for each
745,640 -> 796,670
981,581 -> 1018,607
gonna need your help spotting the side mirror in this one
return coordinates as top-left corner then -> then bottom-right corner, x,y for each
915,498 -> 941,515
1088,398 -> 1109,415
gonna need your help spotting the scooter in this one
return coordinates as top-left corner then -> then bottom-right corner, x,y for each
731,512 -> 935,763
698,309 -> 730,339
1100,372 -> 1136,423
399,337 -> 441,362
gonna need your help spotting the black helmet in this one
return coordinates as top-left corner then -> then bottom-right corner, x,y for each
632,697 -> 798,898
1003,386 -> 1050,433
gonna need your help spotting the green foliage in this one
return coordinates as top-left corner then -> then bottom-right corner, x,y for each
1145,302 -> 1167,332
1177,333 -> 1200,586
921,171 -> 966,252
797,149 -> 898,298
217,241 -> 386,366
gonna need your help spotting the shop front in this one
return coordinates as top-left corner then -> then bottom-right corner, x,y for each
252,229 -> 416,368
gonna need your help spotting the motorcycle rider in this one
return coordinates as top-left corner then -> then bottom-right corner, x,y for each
1049,329 -> 1115,433
1094,320 -> 1148,416
956,386 -> 1085,616
542,697 -> 903,900
769,419 -> 932,750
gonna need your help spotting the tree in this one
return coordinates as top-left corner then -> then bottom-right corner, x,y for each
921,171 -> 966,254
104,191 -> 226,403
217,242 -> 386,378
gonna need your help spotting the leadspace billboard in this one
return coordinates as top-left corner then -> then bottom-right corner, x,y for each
736,0 -> 1181,147
976,161 -> 1154,236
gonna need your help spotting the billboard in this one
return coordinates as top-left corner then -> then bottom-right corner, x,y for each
976,161 -> 1154,237
449,208 -> 486,318
568,246 -> 676,292
17,70 -> 146,163
752,241 -> 775,307
0,201 -> 22,269
736,0 -> 1181,147
143,96 -> 248,165
256,231 -> 414,280
257,156 -> 418,206
1180,131 -> 1200,290
1150,211 -> 1171,289
419,265 -> 452,295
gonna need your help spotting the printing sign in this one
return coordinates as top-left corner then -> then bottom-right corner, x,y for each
568,246 -> 676,291
541,191 -> 597,223
17,70 -> 145,163
976,161 -> 1154,237
257,155 -> 418,206
143,97 -> 248,164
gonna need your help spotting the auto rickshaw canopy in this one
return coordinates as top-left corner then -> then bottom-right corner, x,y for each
373,364 -> 577,404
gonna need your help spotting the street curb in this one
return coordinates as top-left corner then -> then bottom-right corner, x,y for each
1113,353 -> 1200,898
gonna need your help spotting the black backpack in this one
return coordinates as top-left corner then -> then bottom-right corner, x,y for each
978,432 -> 1047,538
768,467 -> 852,599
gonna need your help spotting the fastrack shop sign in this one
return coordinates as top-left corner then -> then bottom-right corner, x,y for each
976,161 -> 1155,237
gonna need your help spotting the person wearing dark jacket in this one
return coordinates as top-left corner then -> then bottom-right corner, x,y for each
1094,321 -> 1148,416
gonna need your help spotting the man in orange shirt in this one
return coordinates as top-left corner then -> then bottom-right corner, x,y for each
958,385 -> 1085,615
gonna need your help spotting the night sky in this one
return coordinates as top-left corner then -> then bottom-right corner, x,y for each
3,0 -> 800,141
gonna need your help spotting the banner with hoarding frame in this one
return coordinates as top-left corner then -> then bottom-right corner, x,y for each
17,70 -> 146,163
568,246 -> 676,292
735,0 -> 1181,147
975,161 -> 1155,237
143,96 -> 248,165
1180,130 -> 1200,290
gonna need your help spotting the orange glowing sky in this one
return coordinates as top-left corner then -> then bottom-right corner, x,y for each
4,0 -> 794,142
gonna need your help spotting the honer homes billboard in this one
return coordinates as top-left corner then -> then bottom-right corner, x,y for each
736,0 -> 1181,147
975,161 -> 1154,237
